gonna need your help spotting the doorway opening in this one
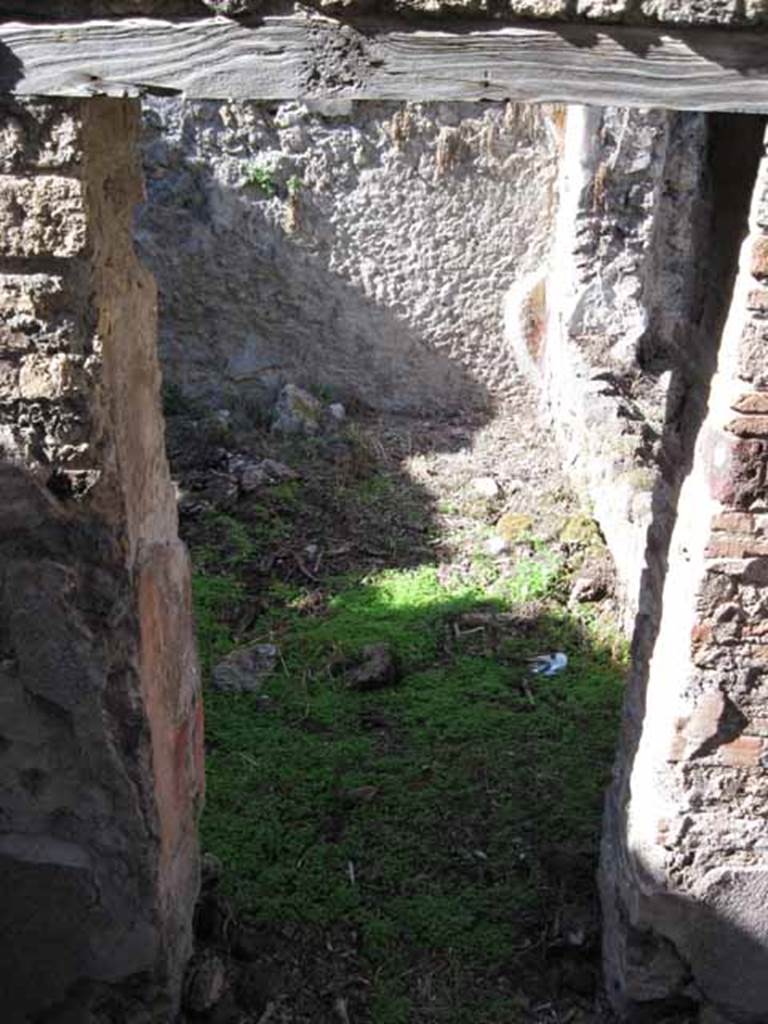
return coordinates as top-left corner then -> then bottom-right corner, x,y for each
135,98 -> 765,1022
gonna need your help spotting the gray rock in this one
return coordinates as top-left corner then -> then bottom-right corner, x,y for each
345,643 -> 400,691
227,453 -> 298,493
200,852 -> 224,889
192,470 -> 239,511
470,476 -> 500,499
212,643 -> 278,694
485,535 -> 510,557
271,384 -> 322,436
184,951 -> 228,1014
569,575 -> 608,604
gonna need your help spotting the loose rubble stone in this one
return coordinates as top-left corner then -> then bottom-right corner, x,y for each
495,511 -> 534,543
271,384 -> 323,436
212,643 -> 279,694
344,643 -> 401,691
197,469 -> 240,510
228,453 -> 298,493
184,951 -> 229,1014
559,514 -> 603,547
485,535 -> 511,556
569,574 -> 608,604
471,476 -> 500,499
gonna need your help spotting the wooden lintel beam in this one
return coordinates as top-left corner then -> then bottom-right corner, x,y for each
0,14 -> 767,111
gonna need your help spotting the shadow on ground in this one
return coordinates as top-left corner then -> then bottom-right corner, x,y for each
166,398 -> 626,1024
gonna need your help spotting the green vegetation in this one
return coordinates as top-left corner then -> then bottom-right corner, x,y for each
194,550 -> 623,1020
176,416 -> 627,1020
244,161 -> 278,197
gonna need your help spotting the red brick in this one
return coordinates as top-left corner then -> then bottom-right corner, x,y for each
707,434 -> 767,508
711,512 -> 754,533
727,416 -> 768,438
691,623 -> 714,645
718,735 -> 763,768
742,622 -> 768,640
706,539 -> 768,558
731,393 -> 768,415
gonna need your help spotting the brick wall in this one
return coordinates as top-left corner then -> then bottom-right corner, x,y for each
601,123 -> 768,1024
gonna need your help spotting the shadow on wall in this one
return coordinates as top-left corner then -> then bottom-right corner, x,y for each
609,858 -> 768,1022
624,113 -> 767,740
601,112 -> 768,1022
134,98 -> 559,422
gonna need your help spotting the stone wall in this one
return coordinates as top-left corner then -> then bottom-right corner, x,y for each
599,122 -> 768,1024
505,108 -> 767,622
0,97 -> 202,1021
0,0 -> 765,30
135,98 -> 560,418
503,103 -> 768,1020
507,105 -> 701,621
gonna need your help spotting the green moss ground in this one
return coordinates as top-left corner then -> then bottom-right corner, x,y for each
193,556 -> 624,1020
175,411 -> 627,1022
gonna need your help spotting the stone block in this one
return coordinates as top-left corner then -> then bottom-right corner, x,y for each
668,691 -> 728,761
0,176 -> 86,258
18,352 -> 85,401
706,538 -> 768,558
752,236 -> 768,281
738,319 -> 768,386
0,273 -> 66,318
682,868 -> 768,1018
576,0 -> 628,20
0,99 -> 83,173
642,0 -> 744,23
509,0 -> 568,14
0,357 -> 19,400
747,288 -> 768,315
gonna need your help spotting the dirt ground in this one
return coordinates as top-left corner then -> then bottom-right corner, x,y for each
167,388 -> 629,1024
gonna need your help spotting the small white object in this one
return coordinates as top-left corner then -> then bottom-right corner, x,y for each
528,652 -> 568,676
328,402 -> 346,421
471,476 -> 500,499
485,535 -> 510,557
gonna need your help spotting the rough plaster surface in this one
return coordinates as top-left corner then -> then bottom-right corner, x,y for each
0,97 -> 202,1021
136,98 -> 560,417
505,104 -> 711,622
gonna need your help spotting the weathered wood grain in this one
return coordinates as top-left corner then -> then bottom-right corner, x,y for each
0,14 -> 766,111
